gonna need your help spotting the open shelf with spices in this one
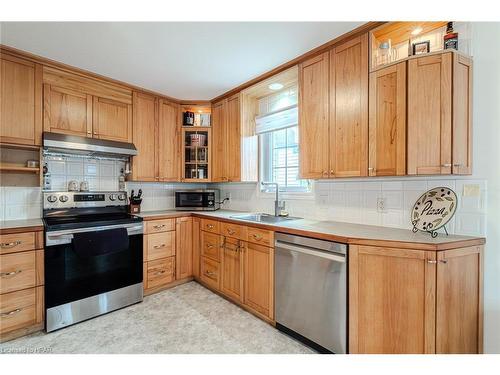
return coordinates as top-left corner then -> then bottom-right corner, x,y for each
181,127 -> 212,182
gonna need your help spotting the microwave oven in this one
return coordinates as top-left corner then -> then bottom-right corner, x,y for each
175,189 -> 220,211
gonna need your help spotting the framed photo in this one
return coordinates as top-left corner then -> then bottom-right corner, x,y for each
412,40 -> 430,55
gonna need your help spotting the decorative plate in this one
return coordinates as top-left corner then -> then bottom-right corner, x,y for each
411,187 -> 457,236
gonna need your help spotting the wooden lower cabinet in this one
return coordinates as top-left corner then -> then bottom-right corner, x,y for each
349,244 -> 483,354
221,237 -> 244,302
176,217 -> 193,280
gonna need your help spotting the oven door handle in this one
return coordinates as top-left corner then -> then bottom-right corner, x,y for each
46,223 -> 143,246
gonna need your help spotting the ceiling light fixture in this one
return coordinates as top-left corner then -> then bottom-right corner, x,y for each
268,83 -> 284,91
411,27 -> 423,36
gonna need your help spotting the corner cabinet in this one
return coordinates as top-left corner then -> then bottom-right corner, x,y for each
407,52 -> 472,175
0,54 -> 42,146
176,217 -> 193,280
349,244 -> 483,354
211,94 -> 242,182
299,34 -> 368,179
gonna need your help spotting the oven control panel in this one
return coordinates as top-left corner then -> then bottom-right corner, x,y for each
43,192 -> 128,209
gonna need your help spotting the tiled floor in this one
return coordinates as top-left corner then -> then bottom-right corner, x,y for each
0,282 -> 314,354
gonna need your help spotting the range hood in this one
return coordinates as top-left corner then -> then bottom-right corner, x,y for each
43,132 -> 138,157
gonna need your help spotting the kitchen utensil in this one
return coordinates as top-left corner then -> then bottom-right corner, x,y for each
80,181 -> 89,192
68,180 -> 79,192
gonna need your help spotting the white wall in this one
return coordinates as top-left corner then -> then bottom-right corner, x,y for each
470,22 -> 500,354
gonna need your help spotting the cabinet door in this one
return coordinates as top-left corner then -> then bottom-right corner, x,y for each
175,217 -> 193,280
368,62 -> 406,176
436,246 -> 483,353
93,96 -> 132,142
226,94 -> 241,182
131,92 -> 157,181
407,53 -> 452,175
452,54 -> 473,175
43,84 -> 93,137
158,99 -> 180,181
298,52 -> 330,179
211,100 -> 226,182
1,55 -> 42,145
349,245 -> 436,354
330,34 -> 369,177
192,217 -> 201,279
221,236 -> 244,302
243,241 -> 274,319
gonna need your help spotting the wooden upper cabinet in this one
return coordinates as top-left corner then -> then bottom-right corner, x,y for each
436,246 -> 483,354
131,92 -> 157,181
158,99 -> 180,181
226,94 -> 241,182
407,53 -> 452,175
298,52 -> 330,179
349,245 -> 437,354
92,96 -> 132,142
1,55 -> 42,145
211,100 -> 226,182
176,217 -> 193,280
368,62 -> 406,176
330,34 -> 369,177
221,236 -> 244,302
452,54 -> 473,175
43,84 -> 93,138
243,242 -> 274,320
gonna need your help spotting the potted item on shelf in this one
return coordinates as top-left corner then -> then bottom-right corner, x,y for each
375,39 -> 398,66
444,22 -> 459,50
183,111 -> 195,126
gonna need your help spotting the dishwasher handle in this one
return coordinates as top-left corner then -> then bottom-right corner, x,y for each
276,241 -> 346,263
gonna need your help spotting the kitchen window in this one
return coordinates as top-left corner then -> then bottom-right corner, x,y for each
257,86 -> 311,194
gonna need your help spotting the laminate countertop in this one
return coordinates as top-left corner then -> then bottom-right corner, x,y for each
0,218 -> 44,234
137,210 -> 485,251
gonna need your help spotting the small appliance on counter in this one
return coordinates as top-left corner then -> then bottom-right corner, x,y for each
175,189 -> 220,211
129,189 -> 143,213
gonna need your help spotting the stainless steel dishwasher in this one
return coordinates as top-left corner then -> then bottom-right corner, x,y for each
275,232 -> 347,353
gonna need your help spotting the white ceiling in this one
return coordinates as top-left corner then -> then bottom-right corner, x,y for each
0,22 -> 363,100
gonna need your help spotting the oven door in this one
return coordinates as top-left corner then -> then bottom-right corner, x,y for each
175,191 -> 212,210
44,223 -> 143,310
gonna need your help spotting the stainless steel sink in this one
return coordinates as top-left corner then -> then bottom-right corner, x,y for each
230,213 -> 301,224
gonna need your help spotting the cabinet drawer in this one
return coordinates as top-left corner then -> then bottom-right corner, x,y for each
146,257 -> 175,290
220,222 -> 248,241
201,219 -> 220,234
200,257 -> 220,290
201,232 -> 221,262
0,232 -> 36,255
145,219 -> 175,234
0,252 -> 36,294
247,227 -> 274,247
0,288 -> 36,334
146,232 -> 175,261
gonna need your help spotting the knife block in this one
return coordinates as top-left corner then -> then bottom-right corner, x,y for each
129,203 -> 141,214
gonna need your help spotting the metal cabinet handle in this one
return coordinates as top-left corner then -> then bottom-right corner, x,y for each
153,244 -> 166,249
441,163 -> 452,167
153,224 -> 166,229
155,270 -> 166,275
0,270 -> 22,278
453,164 -> 462,167
205,270 -> 215,276
439,259 -> 448,264
330,170 -> 335,175
1,308 -> 22,317
322,171 -> 328,177
227,229 -> 236,235
206,224 -> 214,229
427,260 -> 437,264
252,234 -> 263,241
206,243 -> 214,249
0,241 -> 21,249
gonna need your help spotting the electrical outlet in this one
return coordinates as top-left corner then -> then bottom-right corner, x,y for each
377,197 -> 386,213
225,192 -> 232,200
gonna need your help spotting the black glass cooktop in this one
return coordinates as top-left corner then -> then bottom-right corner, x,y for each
44,212 -> 142,231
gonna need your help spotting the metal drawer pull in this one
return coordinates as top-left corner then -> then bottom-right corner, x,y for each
0,270 -> 22,277
441,163 -> 452,167
439,259 -> 448,264
1,308 -> 22,317
206,224 -> 214,229
227,229 -> 236,235
0,241 -> 22,249
153,244 -> 166,249
427,260 -> 437,264
153,224 -> 166,229
205,270 -> 215,276
252,234 -> 263,241
206,244 -> 214,249
155,270 -> 166,275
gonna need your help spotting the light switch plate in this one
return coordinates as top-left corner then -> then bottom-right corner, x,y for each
463,184 -> 481,197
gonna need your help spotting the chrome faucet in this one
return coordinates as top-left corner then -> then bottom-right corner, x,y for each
261,182 -> 287,217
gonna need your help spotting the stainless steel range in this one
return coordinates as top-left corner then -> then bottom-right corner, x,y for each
43,191 -> 143,332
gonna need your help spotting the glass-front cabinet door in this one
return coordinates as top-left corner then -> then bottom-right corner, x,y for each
182,127 -> 211,181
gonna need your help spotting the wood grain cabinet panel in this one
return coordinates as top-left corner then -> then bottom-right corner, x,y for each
158,99 -> 181,181
200,231 -> 221,262
146,257 -> 175,290
92,96 -> 132,142
298,52 -> 330,179
329,34 -> 369,177
368,62 -> 406,176
192,217 -> 201,279
132,92 -> 158,181
43,84 -> 93,137
221,237 -> 244,302
0,232 -> 36,255
407,53 -> 452,175
0,55 -> 42,145
145,231 -> 175,261
220,222 -> 247,241
200,256 -> 220,290
176,217 -> 193,280
200,219 -> 220,234
145,219 -> 175,234
0,288 -> 37,335
226,94 -> 242,182
0,252 -> 36,294
211,100 -> 226,182
243,242 -> 274,320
